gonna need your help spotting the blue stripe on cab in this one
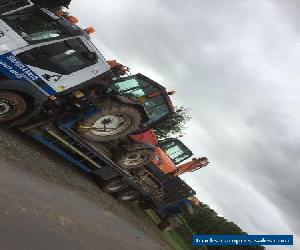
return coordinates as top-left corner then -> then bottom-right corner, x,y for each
0,52 -> 57,96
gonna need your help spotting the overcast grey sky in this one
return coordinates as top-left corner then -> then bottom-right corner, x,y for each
70,0 -> 299,248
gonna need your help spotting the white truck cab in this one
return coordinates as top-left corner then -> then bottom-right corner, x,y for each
0,1 -> 175,146
0,1 -> 109,96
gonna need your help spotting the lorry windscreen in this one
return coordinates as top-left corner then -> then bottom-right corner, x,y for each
18,38 -> 98,75
110,77 -> 172,124
3,8 -> 67,43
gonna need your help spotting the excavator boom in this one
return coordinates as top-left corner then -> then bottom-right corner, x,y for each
172,157 -> 209,176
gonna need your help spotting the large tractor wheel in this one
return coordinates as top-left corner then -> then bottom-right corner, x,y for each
0,91 -> 27,123
77,102 -> 142,142
114,148 -> 154,170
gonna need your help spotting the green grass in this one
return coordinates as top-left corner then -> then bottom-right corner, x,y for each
163,230 -> 208,250
164,230 -> 192,250
127,202 -> 199,250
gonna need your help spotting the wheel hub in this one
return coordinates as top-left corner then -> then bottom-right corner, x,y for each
0,100 -> 13,117
91,114 -> 131,136
101,118 -> 113,125
123,153 -> 147,166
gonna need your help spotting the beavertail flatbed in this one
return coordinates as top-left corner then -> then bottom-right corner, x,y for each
24,113 -> 195,209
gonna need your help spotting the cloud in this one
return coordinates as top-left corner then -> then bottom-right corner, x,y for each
70,0 -> 299,247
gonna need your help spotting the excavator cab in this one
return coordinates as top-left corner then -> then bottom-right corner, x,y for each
159,138 -> 193,165
158,138 -> 208,176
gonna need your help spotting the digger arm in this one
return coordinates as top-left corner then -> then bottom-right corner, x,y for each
172,157 -> 209,176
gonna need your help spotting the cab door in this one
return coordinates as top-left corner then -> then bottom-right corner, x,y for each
13,37 -> 109,93
0,19 -> 28,54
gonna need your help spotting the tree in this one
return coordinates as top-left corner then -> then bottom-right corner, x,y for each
154,106 -> 191,140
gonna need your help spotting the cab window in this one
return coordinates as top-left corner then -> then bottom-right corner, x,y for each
143,95 -> 170,124
18,38 -> 98,75
110,78 -> 158,97
110,77 -> 171,124
160,139 -> 192,164
3,8 -> 67,43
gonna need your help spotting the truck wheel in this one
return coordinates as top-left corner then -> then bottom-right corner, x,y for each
116,188 -> 139,202
157,221 -> 173,232
115,148 -> 154,170
103,178 -> 128,193
78,102 -> 142,142
0,91 -> 27,123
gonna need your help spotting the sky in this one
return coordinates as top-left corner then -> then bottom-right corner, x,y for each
69,0 -> 299,248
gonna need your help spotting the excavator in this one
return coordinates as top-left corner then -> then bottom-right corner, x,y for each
128,129 -> 209,231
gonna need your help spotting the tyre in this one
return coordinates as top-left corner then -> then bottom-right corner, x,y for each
103,178 -> 128,193
116,188 -> 139,202
114,148 -> 154,170
0,91 -> 27,123
77,102 -> 142,142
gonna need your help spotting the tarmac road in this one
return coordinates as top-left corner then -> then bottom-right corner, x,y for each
0,128 -> 169,250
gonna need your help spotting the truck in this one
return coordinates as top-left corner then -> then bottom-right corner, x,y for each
0,1 -> 208,231
26,122 -> 207,231
0,1 -> 181,167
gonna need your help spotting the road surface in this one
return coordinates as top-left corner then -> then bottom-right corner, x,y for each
0,128 -> 169,250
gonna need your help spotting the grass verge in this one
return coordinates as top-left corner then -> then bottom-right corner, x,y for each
127,201 -> 196,250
